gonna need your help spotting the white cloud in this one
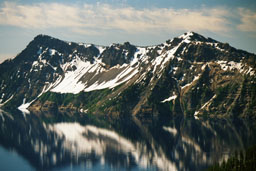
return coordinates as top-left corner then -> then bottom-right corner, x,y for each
237,8 -> 256,32
0,2 -> 231,35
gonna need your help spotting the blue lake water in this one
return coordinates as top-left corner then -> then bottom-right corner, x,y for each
0,110 -> 256,171
0,146 -> 34,171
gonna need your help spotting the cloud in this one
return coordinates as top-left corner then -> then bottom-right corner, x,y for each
0,2 -> 231,35
237,8 -> 256,32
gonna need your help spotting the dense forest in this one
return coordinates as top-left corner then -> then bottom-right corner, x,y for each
208,145 -> 256,171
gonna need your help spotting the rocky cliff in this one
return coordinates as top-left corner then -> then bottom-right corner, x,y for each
0,32 -> 255,118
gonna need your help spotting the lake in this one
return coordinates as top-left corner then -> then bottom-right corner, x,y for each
0,109 -> 256,171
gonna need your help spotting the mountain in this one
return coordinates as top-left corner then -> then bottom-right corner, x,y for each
0,32 -> 255,118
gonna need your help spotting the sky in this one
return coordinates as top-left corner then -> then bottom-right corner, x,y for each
0,0 -> 256,63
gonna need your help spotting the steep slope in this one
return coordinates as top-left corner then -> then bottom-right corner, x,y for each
0,32 -> 255,118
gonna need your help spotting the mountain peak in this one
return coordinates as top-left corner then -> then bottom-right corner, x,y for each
29,34 -> 61,47
33,34 -> 55,41
178,31 -> 218,43
179,31 -> 195,39
0,31 -> 255,118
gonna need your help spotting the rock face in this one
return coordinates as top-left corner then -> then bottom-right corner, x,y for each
0,32 -> 255,118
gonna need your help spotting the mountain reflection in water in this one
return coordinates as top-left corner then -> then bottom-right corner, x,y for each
0,110 -> 256,171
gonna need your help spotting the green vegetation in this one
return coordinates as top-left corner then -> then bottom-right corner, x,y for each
213,84 -> 230,106
39,88 -> 113,110
208,144 -> 256,171
99,83 -> 142,115
147,68 -> 177,115
169,101 -> 173,111
212,83 -> 239,107
37,82 -> 144,116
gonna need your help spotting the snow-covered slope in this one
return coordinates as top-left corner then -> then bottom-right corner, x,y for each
50,53 -> 140,94
0,32 -> 255,117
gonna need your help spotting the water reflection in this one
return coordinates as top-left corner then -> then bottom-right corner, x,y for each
0,109 -> 256,171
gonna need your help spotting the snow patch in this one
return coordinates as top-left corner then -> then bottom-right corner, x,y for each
179,32 -> 194,43
194,95 -> 216,117
181,74 -> 201,89
135,47 -> 146,58
201,95 -> 216,110
18,98 -> 31,114
194,111 -> 199,116
49,49 -> 57,56
17,83 -> 55,113
96,46 -> 105,55
161,95 -> 177,103
51,58 -> 93,94
84,66 -> 138,92
51,56 -> 139,94
151,41 -> 182,77
217,60 -> 255,76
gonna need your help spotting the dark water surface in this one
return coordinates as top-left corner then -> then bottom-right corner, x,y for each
0,110 -> 256,171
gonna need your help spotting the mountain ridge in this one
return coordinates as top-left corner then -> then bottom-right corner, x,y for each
0,32 -> 255,118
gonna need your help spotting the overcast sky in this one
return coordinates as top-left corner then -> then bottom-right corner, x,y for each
0,0 -> 256,63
